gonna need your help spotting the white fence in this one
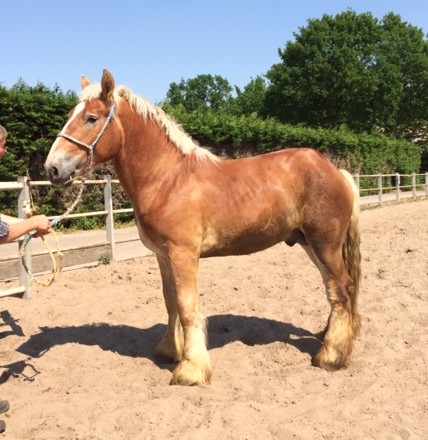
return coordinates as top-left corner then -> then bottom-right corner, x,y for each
354,172 -> 428,206
1,172 -> 427,299
0,175 -> 130,299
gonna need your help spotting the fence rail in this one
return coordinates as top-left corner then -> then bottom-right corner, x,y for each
354,172 -> 428,205
1,172 -> 427,299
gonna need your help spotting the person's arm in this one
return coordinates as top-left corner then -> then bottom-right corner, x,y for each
0,215 -> 52,244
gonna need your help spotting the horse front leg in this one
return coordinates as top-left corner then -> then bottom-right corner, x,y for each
169,248 -> 212,386
154,255 -> 184,363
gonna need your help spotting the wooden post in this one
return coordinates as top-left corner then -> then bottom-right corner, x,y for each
17,176 -> 32,299
412,173 -> 417,199
103,175 -> 116,260
425,172 -> 428,197
378,174 -> 383,206
395,173 -> 400,201
354,174 -> 360,197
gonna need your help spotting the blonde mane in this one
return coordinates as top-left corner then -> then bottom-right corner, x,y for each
81,84 -> 218,162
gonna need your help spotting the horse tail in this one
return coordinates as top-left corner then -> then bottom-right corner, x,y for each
340,169 -> 362,336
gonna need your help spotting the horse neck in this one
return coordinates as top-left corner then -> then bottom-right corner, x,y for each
113,109 -> 185,204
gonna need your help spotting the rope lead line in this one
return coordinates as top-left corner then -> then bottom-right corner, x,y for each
20,231 -> 64,287
50,183 -> 85,227
20,181 -> 85,287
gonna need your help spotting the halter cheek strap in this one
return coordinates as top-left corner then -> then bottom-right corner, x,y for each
57,103 -> 117,173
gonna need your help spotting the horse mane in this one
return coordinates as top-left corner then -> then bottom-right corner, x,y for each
81,84 -> 218,162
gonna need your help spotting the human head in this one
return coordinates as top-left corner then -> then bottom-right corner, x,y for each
0,125 -> 7,160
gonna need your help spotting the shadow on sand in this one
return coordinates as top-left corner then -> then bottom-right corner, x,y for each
15,314 -> 322,370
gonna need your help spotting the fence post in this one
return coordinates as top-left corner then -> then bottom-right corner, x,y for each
17,176 -> 32,299
396,173 -> 400,201
354,174 -> 360,197
378,174 -> 383,206
425,172 -> 428,196
103,175 -> 116,260
412,173 -> 417,199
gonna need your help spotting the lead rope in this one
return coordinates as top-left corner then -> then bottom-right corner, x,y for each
20,180 -> 85,287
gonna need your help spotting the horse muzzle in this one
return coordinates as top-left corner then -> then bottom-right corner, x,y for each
44,155 -> 85,186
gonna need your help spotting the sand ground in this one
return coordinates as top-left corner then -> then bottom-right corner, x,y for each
0,200 -> 427,439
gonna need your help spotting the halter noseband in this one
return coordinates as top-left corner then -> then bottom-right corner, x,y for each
57,103 -> 117,174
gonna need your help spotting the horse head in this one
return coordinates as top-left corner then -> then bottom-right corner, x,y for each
45,69 -> 122,185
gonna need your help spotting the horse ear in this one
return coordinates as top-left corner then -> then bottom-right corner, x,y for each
101,69 -> 115,105
81,75 -> 91,89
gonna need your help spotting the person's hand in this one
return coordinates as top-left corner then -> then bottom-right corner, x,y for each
31,215 -> 52,237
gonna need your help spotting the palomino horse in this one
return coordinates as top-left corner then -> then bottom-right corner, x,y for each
45,70 -> 361,385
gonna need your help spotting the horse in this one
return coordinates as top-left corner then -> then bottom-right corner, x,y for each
44,69 -> 361,386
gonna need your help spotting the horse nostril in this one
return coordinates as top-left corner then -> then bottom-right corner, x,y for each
46,166 -> 59,181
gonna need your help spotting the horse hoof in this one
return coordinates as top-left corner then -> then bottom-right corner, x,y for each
170,375 -> 199,386
170,360 -> 212,386
313,347 -> 348,371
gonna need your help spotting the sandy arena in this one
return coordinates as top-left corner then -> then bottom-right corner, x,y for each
0,200 -> 427,439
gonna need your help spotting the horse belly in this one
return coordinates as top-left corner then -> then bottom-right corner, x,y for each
200,217 -> 289,257
201,237 -> 282,257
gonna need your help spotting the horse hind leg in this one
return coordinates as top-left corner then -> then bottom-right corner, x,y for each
318,274 -> 356,371
302,245 -> 358,371
300,245 -> 329,341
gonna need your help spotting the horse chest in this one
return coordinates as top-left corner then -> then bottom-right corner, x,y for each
135,218 -> 166,254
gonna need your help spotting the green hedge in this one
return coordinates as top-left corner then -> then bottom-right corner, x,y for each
165,107 -> 422,174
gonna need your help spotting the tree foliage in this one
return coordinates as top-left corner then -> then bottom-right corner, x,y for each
165,74 -> 234,113
232,76 -> 268,116
264,11 -> 428,137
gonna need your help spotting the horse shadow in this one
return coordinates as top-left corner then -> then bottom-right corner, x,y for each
16,314 -> 322,370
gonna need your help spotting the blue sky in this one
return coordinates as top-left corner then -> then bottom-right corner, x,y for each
1,0 -> 427,103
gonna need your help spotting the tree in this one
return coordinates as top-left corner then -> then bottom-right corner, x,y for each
377,13 -> 428,137
164,74 -> 233,113
264,11 -> 428,137
233,76 -> 267,116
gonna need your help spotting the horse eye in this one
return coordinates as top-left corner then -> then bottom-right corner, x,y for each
86,115 -> 98,124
